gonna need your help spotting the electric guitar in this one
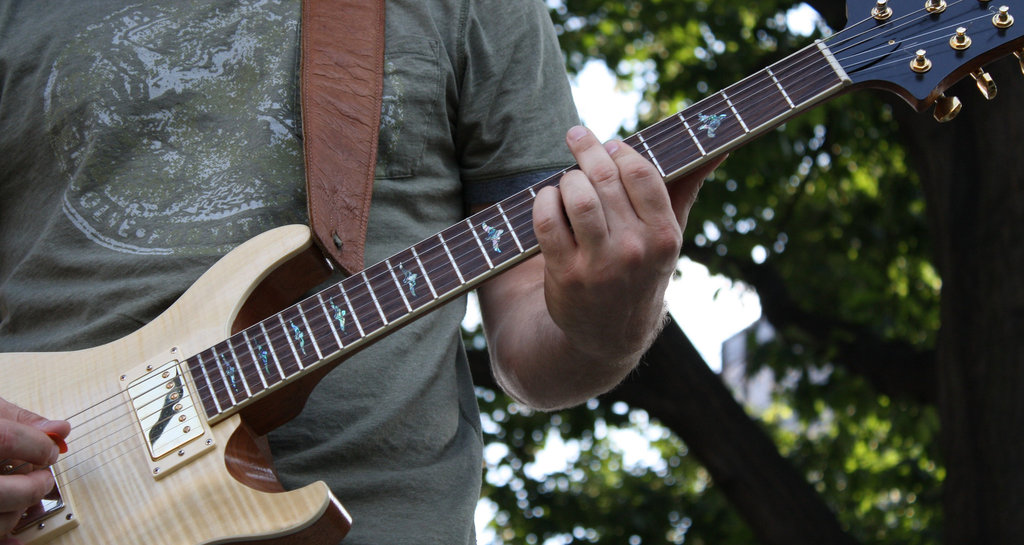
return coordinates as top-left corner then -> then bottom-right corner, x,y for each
3,1 -> 1022,543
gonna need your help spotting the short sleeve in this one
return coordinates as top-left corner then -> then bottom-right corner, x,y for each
457,0 -> 580,205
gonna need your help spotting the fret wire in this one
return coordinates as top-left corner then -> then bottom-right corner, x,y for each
339,285 -> 366,337
766,67 -> 796,108
678,116 -> 707,156
224,341 -> 253,398
213,348 -> 241,406
188,356 -> 219,417
385,259 -> 415,313
259,322 -> 289,379
276,314 -> 305,371
438,232 -> 466,284
316,293 -> 345,349
419,237 -> 463,297
226,336 -> 262,396
297,304 -> 324,360
496,203 -> 525,253
451,224 -> 492,278
242,330 -> 271,388
235,338 -> 262,396
365,263 -> 408,320
721,91 -> 749,133
253,327 -> 282,384
411,246 -> 440,299
195,352 -> 224,414
634,132 -> 667,177
467,219 -> 496,270
360,271 -> 390,325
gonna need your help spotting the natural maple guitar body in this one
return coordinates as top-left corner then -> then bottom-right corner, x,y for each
1,226 -> 351,545
3,1 -> 1022,544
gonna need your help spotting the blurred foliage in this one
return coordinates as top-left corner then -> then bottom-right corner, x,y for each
473,1 -> 944,544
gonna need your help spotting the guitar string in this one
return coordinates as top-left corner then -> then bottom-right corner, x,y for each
97,0 -> 958,415
637,0 -> 987,170
244,0 -> 979,343
131,1 -> 969,417
58,1 -> 959,431
191,0 -> 997,406
19,3 -> 987,478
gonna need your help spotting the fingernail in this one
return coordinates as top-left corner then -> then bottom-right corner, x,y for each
567,125 -> 587,142
604,140 -> 620,154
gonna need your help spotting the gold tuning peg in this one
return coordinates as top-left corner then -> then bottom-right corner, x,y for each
970,68 -> 997,100
933,93 -> 962,123
1015,49 -> 1024,75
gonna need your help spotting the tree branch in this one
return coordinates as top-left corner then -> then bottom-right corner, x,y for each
684,246 -> 938,405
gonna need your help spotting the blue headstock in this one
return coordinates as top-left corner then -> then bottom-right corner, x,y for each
831,0 -> 1023,114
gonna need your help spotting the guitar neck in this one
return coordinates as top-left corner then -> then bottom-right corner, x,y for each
185,40 -> 851,422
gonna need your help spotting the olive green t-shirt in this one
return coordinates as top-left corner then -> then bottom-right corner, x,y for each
0,1 -> 578,543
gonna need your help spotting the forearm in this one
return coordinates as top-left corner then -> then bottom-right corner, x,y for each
478,255 -> 668,410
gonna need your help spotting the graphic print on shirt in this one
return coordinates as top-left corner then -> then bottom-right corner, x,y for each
45,1 -> 305,256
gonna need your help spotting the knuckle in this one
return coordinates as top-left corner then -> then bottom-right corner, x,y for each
589,163 -> 620,187
652,224 -> 684,253
623,159 -> 660,184
616,237 -> 647,267
0,425 -> 15,455
567,194 -> 600,218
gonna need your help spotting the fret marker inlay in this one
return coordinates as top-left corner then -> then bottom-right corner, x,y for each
697,113 -> 728,138
480,222 -> 505,253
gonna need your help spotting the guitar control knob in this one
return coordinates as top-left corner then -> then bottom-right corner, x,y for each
993,6 -> 1014,29
970,68 -> 997,99
873,0 -> 893,20
910,50 -> 932,73
933,94 -> 962,123
950,27 -> 972,50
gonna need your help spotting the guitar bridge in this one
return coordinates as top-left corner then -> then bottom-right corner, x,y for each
11,467 -> 78,542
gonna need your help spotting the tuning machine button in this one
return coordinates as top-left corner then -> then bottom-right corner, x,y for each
970,68 -> 997,99
933,94 -> 962,123
910,50 -> 932,73
873,0 -> 893,20
950,27 -> 972,50
925,0 -> 947,13
993,6 -> 1014,28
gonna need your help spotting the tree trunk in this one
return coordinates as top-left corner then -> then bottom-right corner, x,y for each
614,319 -> 859,545
893,55 -> 1024,544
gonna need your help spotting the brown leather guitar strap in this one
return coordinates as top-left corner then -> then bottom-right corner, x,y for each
301,0 -> 385,275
